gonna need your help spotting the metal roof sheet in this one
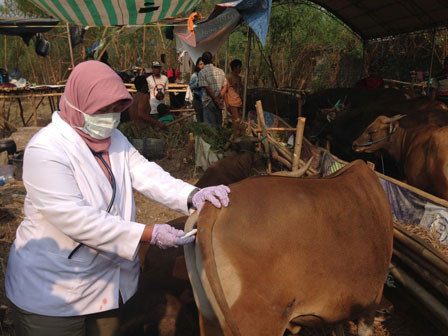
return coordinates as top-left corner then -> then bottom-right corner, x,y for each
311,0 -> 448,39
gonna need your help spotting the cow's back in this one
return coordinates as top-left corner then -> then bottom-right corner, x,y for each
196,160 -> 393,335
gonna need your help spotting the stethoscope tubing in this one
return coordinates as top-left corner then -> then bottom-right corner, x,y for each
68,150 -> 117,259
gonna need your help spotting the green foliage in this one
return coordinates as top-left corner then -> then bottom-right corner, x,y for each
0,0 -> 444,91
187,122 -> 232,152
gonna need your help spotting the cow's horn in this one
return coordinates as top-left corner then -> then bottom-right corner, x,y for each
388,114 -> 406,122
272,158 -> 313,177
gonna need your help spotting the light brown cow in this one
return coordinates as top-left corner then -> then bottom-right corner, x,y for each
185,160 -> 393,336
353,115 -> 448,200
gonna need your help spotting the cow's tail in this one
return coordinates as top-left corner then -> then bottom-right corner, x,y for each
198,205 -> 242,336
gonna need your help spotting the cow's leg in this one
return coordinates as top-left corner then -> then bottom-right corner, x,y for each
357,287 -> 383,336
357,314 -> 374,336
332,324 -> 345,336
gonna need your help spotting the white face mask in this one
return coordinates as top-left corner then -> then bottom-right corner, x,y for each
64,98 -> 121,139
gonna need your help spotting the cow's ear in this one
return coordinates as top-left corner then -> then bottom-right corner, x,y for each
389,114 -> 406,122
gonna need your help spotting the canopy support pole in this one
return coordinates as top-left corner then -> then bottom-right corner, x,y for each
225,36 -> 229,74
242,28 -> 252,121
141,25 -> 146,75
362,40 -> 367,75
427,28 -> 437,96
4,36 -> 6,70
66,23 -> 75,70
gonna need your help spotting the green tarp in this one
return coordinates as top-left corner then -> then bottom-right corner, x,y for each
29,0 -> 201,26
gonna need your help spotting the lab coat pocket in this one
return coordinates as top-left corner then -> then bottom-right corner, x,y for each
64,243 -> 100,266
43,250 -> 94,295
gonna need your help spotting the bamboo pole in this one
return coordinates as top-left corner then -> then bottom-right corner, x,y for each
393,229 -> 448,275
253,127 -> 297,132
393,240 -> 448,285
167,112 -> 196,127
66,23 -> 75,70
270,144 -> 291,169
242,29 -> 252,121
393,248 -> 448,298
292,117 -> 306,171
390,265 -> 448,328
255,100 -> 271,173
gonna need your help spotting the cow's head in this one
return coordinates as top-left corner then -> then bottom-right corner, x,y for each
231,135 -> 260,153
352,114 -> 405,153
308,98 -> 348,140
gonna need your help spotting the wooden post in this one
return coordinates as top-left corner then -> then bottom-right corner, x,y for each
255,100 -> 271,173
292,117 -> 306,171
66,23 -> 75,70
31,96 -> 38,126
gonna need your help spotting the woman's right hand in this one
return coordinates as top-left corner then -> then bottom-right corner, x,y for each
146,224 -> 195,249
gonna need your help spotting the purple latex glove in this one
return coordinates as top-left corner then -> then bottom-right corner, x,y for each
150,224 -> 195,249
192,185 -> 231,214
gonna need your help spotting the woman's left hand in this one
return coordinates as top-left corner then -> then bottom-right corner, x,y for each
192,185 -> 231,214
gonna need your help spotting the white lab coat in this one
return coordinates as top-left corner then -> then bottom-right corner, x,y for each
5,112 -> 196,316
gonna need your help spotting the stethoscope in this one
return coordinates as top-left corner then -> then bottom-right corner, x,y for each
68,150 -> 117,259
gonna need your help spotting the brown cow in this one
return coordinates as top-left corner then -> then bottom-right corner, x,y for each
121,150 -> 264,335
353,115 -> 448,200
185,160 -> 394,336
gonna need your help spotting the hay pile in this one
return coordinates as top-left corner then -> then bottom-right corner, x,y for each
394,220 -> 448,259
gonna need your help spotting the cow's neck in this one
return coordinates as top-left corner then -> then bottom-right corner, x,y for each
384,126 -> 408,164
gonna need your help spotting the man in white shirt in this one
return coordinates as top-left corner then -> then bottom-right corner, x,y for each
146,61 -> 169,119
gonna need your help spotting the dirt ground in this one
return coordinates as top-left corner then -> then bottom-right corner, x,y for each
0,143 -> 445,335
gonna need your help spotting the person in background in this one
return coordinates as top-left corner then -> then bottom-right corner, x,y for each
221,59 -> 243,136
198,51 -> 226,127
431,56 -> 448,106
157,104 -> 175,125
356,65 -> 384,89
5,61 -> 230,336
190,57 -> 205,122
128,76 -> 167,129
147,61 -> 169,119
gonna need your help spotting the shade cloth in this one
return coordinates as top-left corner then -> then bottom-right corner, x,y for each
28,0 -> 201,26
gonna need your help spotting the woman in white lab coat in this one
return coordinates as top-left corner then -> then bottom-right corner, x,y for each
5,61 -> 230,336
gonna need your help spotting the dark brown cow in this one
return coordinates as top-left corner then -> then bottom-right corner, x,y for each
353,115 -> 448,200
185,160 -> 394,336
195,153 -> 255,189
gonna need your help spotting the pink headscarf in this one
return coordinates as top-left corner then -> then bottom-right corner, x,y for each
59,60 -> 132,153
59,61 -> 132,182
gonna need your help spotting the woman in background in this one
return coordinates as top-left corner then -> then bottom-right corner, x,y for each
189,57 -> 205,122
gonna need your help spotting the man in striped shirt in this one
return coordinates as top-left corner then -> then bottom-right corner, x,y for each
431,56 -> 448,106
198,51 -> 226,127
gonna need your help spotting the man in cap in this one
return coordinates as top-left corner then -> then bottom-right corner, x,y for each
147,61 -> 169,119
